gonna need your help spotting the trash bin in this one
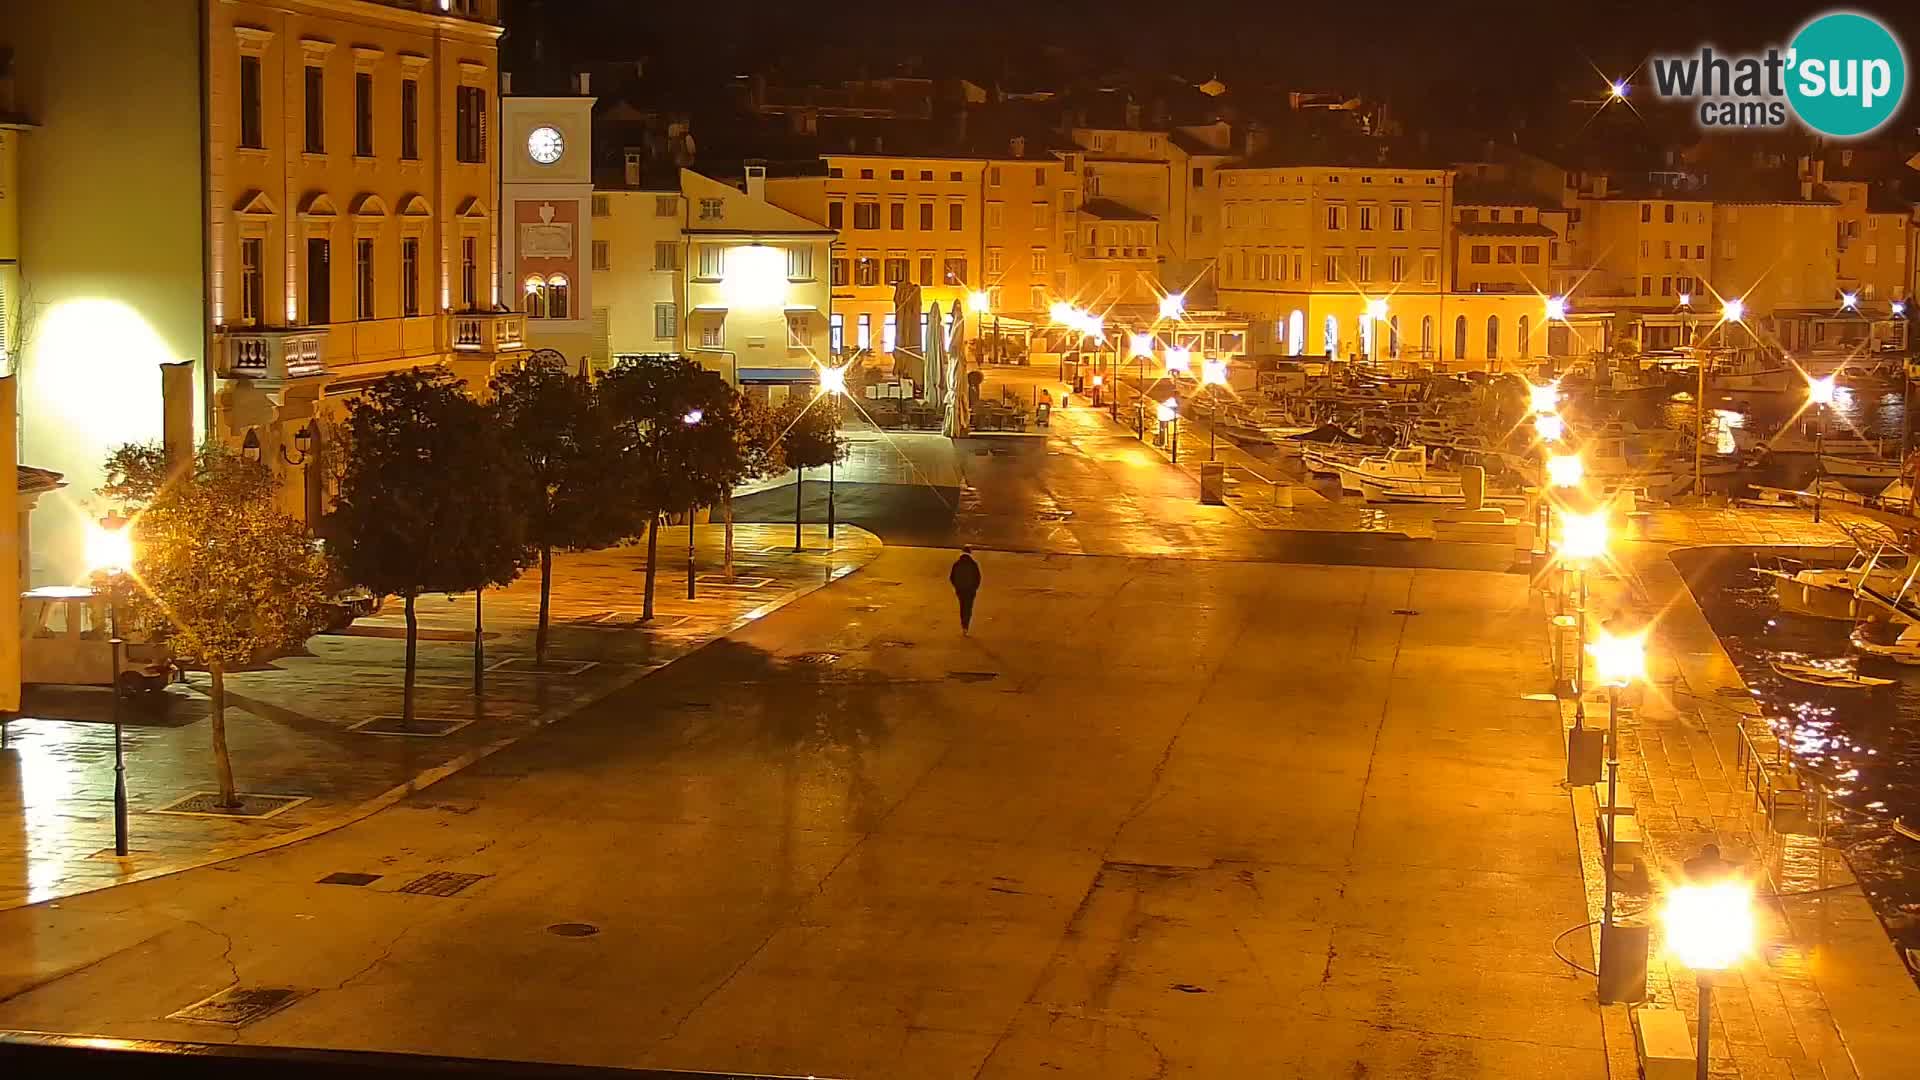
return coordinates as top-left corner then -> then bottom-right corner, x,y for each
1200,462 -> 1226,505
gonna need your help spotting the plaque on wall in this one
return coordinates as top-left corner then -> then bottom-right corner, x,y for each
520,203 -> 573,258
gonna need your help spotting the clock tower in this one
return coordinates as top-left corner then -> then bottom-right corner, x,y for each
501,83 -> 596,364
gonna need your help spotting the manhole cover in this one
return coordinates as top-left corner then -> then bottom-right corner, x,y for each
153,792 -> 308,820
547,922 -> 600,938
792,652 -> 842,665
168,986 -> 307,1027
1390,609 -> 1421,616
398,871 -> 489,897
488,658 -> 597,675
350,716 -> 472,738
317,872 -> 381,887
947,671 -> 999,683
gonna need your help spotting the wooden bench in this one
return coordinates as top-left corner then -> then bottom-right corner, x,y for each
1633,1008 -> 1695,1080
1597,809 -> 1644,869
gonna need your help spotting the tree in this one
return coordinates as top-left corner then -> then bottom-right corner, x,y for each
101,442 -> 332,808
722,394 -> 786,577
324,372 -> 528,719
774,391 -> 848,550
492,355 -> 632,664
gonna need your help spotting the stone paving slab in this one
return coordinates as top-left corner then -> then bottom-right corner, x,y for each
0,524 -> 880,912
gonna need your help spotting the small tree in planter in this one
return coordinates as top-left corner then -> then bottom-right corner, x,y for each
324,372 -> 528,717
723,393 -> 786,576
99,441 -> 332,808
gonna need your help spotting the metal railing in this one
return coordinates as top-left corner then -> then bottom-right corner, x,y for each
0,1031 -> 835,1079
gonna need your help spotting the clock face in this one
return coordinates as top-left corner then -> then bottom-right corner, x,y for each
528,126 -> 564,164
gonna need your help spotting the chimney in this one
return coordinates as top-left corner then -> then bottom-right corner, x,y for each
1125,101 -> 1142,130
501,71 -> 513,95
576,71 -> 591,96
745,164 -> 766,202
624,149 -> 642,187
1814,158 -> 1826,183
1009,135 -> 1026,158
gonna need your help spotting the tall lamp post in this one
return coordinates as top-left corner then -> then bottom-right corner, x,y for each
1808,374 -> 1835,523
1587,627 -> 1647,1001
818,365 -> 847,544
86,517 -> 135,857
1128,333 -> 1153,428
1158,397 -> 1180,464
1201,357 -> 1228,461
1555,509 -> 1609,726
1664,880 -> 1755,1080
683,408 -> 704,599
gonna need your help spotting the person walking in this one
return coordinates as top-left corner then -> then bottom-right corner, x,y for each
949,546 -> 982,635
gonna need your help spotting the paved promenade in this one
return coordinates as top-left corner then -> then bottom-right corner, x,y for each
0,524 -> 880,911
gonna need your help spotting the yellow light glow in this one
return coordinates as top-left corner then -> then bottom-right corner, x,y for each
1556,509 -> 1608,562
721,245 -> 787,310
1159,293 -> 1186,319
1586,629 -> 1647,686
1365,297 -> 1388,321
1049,301 -> 1078,325
1841,291 -> 1859,311
1609,80 -> 1628,99
1721,297 -> 1745,323
1534,413 -> 1565,442
1545,296 -> 1568,321
1547,452 -> 1583,487
1165,346 -> 1192,376
1091,373 -> 1104,387
817,365 -> 847,396
1663,881 -> 1755,971
86,520 -> 134,574
1201,358 -> 1228,386
968,290 -> 991,314
1678,292 -> 1693,308
1808,374 -> 1836,406
1157,398 -> 1179,422
1130,333 -> 1155,358
1528,381 -> 1561,414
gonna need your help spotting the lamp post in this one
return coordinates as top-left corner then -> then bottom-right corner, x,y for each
1556,509 -> 1608,725
86,516 -> 135,857
1158,397 -> 1180,464
1201,358 -> 1228,461
1587,628 -> 1646,988
818,366 -> 846,543
1664,879 -> 1755,1080
1128,333 -> 1153,425
683,408 -> 703,599
968,290 -> 991,368
1808,374 -> 1835,523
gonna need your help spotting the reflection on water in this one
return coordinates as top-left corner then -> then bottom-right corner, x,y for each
1681,550 -> 1920,977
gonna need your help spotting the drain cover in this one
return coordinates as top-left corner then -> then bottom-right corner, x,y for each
792,651 -> 842,665
317,872 -> 381,887
1390,609 -> 1421,616
398,871 -> 488,897
168,986 -> 307,1027
547,922 -> 600,938
947,671 -> 999,683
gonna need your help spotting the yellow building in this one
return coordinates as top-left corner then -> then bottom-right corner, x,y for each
1574,193 -> 1714,308
6,0 -> 508,581
592,185 -> 685,365
1828,180 -> 1910,306
1072,123 -> 1233,302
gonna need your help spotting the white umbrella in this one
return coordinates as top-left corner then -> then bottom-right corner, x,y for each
925,301 -> 946,412
946,302 -> 971,438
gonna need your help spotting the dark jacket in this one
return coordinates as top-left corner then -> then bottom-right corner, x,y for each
949,553 -> 981,594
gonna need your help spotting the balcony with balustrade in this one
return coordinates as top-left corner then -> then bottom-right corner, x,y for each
216,326 -> 329,387
450,311 -> 527,357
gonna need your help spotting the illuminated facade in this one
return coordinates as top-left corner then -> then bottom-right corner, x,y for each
1071,123 -> 1233,303
6,0 -> 506,582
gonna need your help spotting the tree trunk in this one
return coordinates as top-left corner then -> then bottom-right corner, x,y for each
723,489 -> 735,579
642,513 -> 659,621
209,661 -> 238,808
794,468 -> 804,551
536,542 -> 553,664
403,593 -> 418,723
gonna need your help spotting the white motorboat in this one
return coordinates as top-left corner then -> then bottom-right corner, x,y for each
1301,441 -> 1371,483
1819,454 -> 1903,481
1709,354 -> 1795,394
1851,619 -> 1920,665
1752,549 -> 1914,620
1355,447 -> 1464,504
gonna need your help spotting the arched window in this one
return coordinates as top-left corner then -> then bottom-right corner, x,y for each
1517,315 -> 1531,357
1453,315 -> 1467,359
524,276 -> 547,319
1323,313 -> 1339,357
1357,316 -> 1370,359
1389,315 -> 1401,358
1289,310 -> 1305,356
1486,315 -> 1500,360
1421,315 -> 1434,358
547,274 -> 570,320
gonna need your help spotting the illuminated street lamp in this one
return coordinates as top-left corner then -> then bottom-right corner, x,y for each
86,515 -> 135,857
1664,880 -> 1756,1080
1545,295 -> 1568,322
1608,80 -> 1628,100
1720,297 -> 1744,324
1546,452 -> 1583,489
1528,380 -> 1561,415
1165,345 -> 1193,378
683,409 -> 704,599
1808,374 -> 1836,523
1158,397 -> 1181,464
1534,412 -> 1565,443
1587,628 -> 1646,999
1840,291 -> 1859,312
1556,509 -> 1608,723
1201,358 -> 1229,461
1158,292 -> 1186,320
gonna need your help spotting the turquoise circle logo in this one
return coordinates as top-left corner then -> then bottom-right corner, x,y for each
1787,11 -> 1907,137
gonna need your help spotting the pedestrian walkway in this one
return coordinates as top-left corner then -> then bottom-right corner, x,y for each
1543,504 -> 1920,1078
0,524 -> 881,911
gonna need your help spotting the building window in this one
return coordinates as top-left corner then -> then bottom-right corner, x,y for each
890,202 -> 905,230
890,169 -> 905,181
856,313 -> 870,349
1459,209 -> 1477,223
1663,240 -> 1672,258
591,195 -> 610,217
401,237 -> 420,316
700,319 -> 723,348
240,237 -> 263,324
986,248 -> 1003,275
884,256 -> 908,284
461,236 -> 477,309
1661,276 -> 1672,296
304,65 -> 326,153
1496,246 -> 1516,264
1470,245 -> 1491,264
829,313 -> 844,353
1030,285 -> 1046,310
918,255 -> 934,285
1031,248 -> 1047,273
355,238 -> 375,319
1035,202 -> 1053,229
828,167 -> 843,179
1641,275 -> 1652,295
988,166 -> 1001,187
1191,214 -> 1203,235
1323,254 -> 1340,281
854,256 -> 878,286
986,203 -> 1004,229
354,72 -> 374,156
1421,315 -> 1433,357
883,312 -> 897,351
1521,246 -> 1540,264
831,257 -> 849,286
1485,315 -> 1500,359
548,276 -> 570,319
400,78 -> 419,160
1488,210 -> 1502,223
1392,205 -> 1407,231
1518,314 -> 1530,356
788,313 -> 812,347
1326,205 -> 1346,230
699,198 -> 724,222
944,257 -> 968,285
592,240 -> 610,271
787,247 -> 814,281
828,202 -> 844,229
525,276 -> 547,319
239,56 -> 264,149
1453,315 -> 1467,358
696,244 -> 725,280
655,241 -> 677,271
654,302 -> 677,339
1641,204 -> 1652,223
1389,254 -> 1405,283
1664,204 -> 1675,223
949,170 -> 963,182
1358,206 -> 1375,231
918,202 -> 934,230
1389,315 -> 1400,358
656,196 -> 678,217
1356,254 -> 1372,281
949,204 -> 964,230
859,169 -> 874,180
456,86 -> 487,163
853,202 -> 879,229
